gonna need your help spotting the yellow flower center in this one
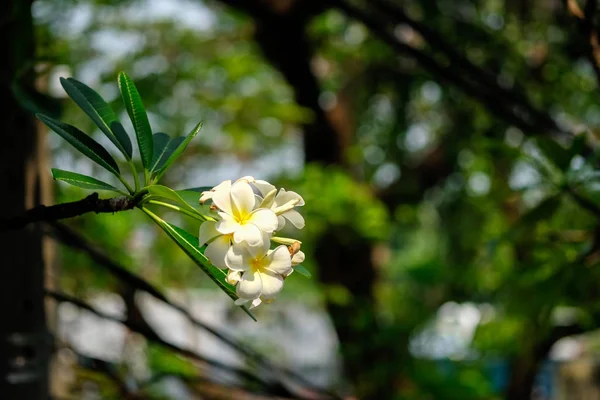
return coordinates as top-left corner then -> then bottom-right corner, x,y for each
234,209 -> 252,225
250,256 -> 268,273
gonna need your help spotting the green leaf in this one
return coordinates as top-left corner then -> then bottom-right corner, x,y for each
37,114 -> 120,177
118,71 -> 153,169
51,168 -> 121,192
143,210 -> 256,321
60,77 -> 133,159
152,122 -> 203,182
176,188 -> 212,209
147,185 -> 201,216
150,132 -> 184,173
292,264 -> 312,278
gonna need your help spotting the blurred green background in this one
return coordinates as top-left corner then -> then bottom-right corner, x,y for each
20,0 -> 600,399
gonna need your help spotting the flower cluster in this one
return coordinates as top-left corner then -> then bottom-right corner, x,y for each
198,177 -> 305,309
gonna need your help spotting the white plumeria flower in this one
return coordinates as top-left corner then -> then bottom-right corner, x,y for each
212,180 -> 278,247
253,181 -> 305,231
198,221 -> 232,269
225,244 -> 292,304
292,250 -> 305,266
199,176 -> 256,204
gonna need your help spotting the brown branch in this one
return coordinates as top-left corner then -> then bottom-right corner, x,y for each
45,222 -> 340,399
46,289 -> 277,391
1,193 -> 137,231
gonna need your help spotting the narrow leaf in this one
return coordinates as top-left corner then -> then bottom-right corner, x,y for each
37,114 -> 120,176
150,133 -> 184,173
118,72 -> 153,169
152,122 -> 203,182
176,189 -> 213,216
144,211 -> 256,320
147,185 -> 201,216
292,264 -> 312,278
51,168 -> 120,192
60,77 -> 133,159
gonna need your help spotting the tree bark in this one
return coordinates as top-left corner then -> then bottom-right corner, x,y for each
0,1 -> 50,398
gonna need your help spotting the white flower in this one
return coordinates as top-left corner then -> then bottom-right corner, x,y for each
198,221 -> 232,269
199,176 -> 256,204
225,244 -> 292,304
212,180 -> 278,247
254,182 -> 305,230
292,250 -> 305,266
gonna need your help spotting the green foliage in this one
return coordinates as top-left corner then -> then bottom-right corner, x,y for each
118,71 -> 154,170
51,168 -> 121,192
151,122 -> 203,183
142,209 -> 256,321
60,77 -> 133,159
37,113 -> 121,177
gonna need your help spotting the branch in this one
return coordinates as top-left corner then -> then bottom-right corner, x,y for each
1,193 -> 137,231
46,222 -> 340,399
46,289 -> 275,391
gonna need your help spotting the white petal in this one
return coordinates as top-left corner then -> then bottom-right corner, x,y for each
198,221 -> 219,246
231,181 -> 256,217
259,271 -> 284,299
249,298 -> 262,309
213,180 -> 232,191
245,235 -> 270,258
234,298 -> 249,305
282,210 -> 305,229
226,270 -> 241,285
233,223 -> 263,247
205,235 -> 231,269
291,250 -> 305,266
265,246 -> 292,275
253,180 -> 276,197
274,188 -> 305,207
277,215 -> 286,231
235,176 -> 255,183
216,212 -> 239,234
248,209 -> 278,234
212,184 -> 233,214
225,245 -> 250,272
237,271 -> 263,300
199,191 -> 213,203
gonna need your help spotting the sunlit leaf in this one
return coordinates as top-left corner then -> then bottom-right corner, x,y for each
292,264 -> 312,278
152,122 -> 202,182
142,209 -> 256,321
118,71 -> 153,169
150,132 -> 184,173
147,185 -> 201,216
51,168 -> 121,192
37,113 -> 120,177
60,77 -> 133,159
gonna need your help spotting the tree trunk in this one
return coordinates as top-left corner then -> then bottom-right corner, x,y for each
0,1 -> 50,398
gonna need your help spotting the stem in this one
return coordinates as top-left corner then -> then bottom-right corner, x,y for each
117,175 -> 135,195
140,205 -> 160,223
128,160 -> 140,192
144,169 -> 150,186
146,200 -> 207,222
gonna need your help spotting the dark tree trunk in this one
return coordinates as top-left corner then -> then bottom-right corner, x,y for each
0,1 -> 50,398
